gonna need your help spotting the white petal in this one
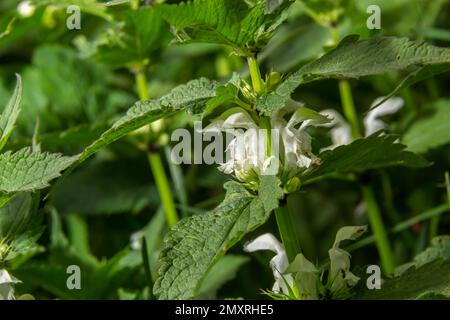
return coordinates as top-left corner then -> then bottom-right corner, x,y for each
296,155 -> 312,168
287,107 -> 331,131
319,109 -> 352,148
244,234 -> 293,294
368,97 -> 404,118
202,120 -> 224,133
261,156 -> 280,176
218,161 -> 234,174
222,111 -> 257,130
320,109 -> 346,127
270,256 -> 294,294
364,97 -> 404,136
244,233 -> 284,256
330,125 -> 352,147
244,234 -> 288,274
0,269 -> 20,300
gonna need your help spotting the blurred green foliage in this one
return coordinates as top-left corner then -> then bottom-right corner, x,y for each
0,0 -> 449,300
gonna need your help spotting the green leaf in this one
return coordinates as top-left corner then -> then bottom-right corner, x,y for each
413,236 -> 450,268
402,99 -> 450,153
0,193 -> 43,264
257,36 -> 450,116
260,23 -> 330,73
15,209 -> 141,299
264,0 -> 294,14
0,194 -> 32,243
95,8 -> 170,67
0,147 -> 78,194
202,74 -> 242,120
368,63 -> 450,111
154,175 -> 283,299
155,0 -> 292,55
65,214 -> 93,259
39,123 -> 111,154
285,253 -> 319,300
19,45 -> 134,135
301,35 -> 450,80
356,259 -> 450,299
0,74 -> 22,152
70,78 -> 218,170
301,133 -> 430,184
50,157 -> 158,215
196,254 -> 249,298
15,247 -> 142,299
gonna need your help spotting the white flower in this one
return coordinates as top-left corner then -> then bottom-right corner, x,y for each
244,233 -> 293,294
321,97 -> 404,149
0,269 -> 20,300
130,230 -> 145,251
364,97 -> 404,136
205,101 -> 329,186
17,1 -> 36,18
318,109 -> 352,147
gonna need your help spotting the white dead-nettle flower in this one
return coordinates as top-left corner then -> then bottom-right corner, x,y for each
244,233 -> 293,295
321,97 -> 404,149
0,269 -> 20,300
17,1 -> 36,18
204,101 -> 329,187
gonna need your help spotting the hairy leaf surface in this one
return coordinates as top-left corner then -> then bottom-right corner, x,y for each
0,148 -> 78,193
356,259 -> 450,299
72,78 -> 219,168
95,8 -> 170,67
257,36 -> 450,115
0,74 -> 22,151
154,176 -> 283,299
155,0 -> 292,55
301,133 -> 429,183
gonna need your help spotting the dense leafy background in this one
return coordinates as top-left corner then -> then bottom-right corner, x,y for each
0,0 -> 449,300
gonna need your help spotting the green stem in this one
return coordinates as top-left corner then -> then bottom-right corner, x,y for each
338,80 -> 361,139
335,63 -> 394,274
275,201 -> 302,263
259,116 -> 272,157
247,55 -> 264,94
147,152 -> 178,228
130,0 -> 139,10
445,171 -> 450,208
136,71 -> 149,100
362,185 -> 395,274
380,171 -> 415,248
135,70 -> 179,228
429,215 -> 440,240
141,236 -> 154,299
345,203 -> 449,253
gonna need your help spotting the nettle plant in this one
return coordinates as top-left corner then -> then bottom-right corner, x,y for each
0,76 -> 77,299
130,0 -> 450,299
2,0 -> 450,300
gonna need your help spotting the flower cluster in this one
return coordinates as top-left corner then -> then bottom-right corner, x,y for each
204,100 -> 330,191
